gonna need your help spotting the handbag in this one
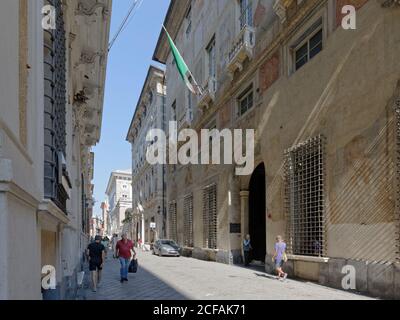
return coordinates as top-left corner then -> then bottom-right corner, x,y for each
128,259 -> 138,273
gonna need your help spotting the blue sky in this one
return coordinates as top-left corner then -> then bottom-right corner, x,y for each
93,0 -> 169,216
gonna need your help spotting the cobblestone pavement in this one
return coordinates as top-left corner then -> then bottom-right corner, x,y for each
84,251 -> 374,300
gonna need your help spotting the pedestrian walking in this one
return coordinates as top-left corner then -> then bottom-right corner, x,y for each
116,233 -> 136,283
272,235 -> 288,281
112,234 -> 118,258
86,235 -> 106,292
243,234 -> 252,267
101,236 -> 109,258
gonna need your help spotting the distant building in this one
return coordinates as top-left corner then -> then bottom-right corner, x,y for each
105,170 -> 132,236
126,66 -> 167,245
90,217 -> 104,238
101,200 -> 110,236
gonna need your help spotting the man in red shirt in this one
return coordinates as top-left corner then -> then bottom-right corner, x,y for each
116,233 -> 136,283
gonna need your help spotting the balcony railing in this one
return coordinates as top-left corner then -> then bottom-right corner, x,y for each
198,76 -> 217,110
227,25 -> 255,78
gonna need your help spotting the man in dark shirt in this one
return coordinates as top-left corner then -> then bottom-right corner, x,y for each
86,235 -> 105,292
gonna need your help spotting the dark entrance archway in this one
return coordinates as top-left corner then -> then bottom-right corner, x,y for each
248,163 -> 266,263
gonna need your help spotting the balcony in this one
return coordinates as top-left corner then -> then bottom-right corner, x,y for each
227,26 -> 255,78
198,77 -> 217,111
178,108 -> 193,130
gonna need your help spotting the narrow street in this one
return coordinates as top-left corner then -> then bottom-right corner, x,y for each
1,0 -> 400,304
84,251 -> 374,300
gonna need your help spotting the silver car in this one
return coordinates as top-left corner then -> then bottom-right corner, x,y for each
153,240 -> 181,257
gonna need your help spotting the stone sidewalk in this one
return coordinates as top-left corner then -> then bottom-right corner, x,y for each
84,251 -> 375,300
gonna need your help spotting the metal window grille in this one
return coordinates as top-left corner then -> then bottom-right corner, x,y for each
394,99 -> 400,261
238,85 -> 254,117
284,135 -> 326,257
203,184 -> 217,249
168,201 -> 178,242
43,0 -> 67,212
183,194 -> 194,247
81,174 -> 87,233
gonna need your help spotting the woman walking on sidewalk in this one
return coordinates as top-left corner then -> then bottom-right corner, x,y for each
272,235 -> 288,281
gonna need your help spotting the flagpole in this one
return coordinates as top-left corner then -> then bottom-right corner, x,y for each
162,25 -> 204,96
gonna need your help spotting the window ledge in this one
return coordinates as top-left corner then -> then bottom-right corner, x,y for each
287,254 -> 329,263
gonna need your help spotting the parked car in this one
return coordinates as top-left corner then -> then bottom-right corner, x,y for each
153,240 -> 181,257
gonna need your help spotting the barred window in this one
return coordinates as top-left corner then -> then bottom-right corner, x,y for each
168,201 -> 177,242
183,194 -> 194,247
238,85 -> 254,117
203,184 -> 217,249
81,174 -> 87,233
284,135 -> 326,257
43,0 -> 67,213
291,17 -> 323,72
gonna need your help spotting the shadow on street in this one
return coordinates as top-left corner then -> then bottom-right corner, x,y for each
84,255 -> 189,300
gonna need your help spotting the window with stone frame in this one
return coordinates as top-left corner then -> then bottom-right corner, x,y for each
292,17 -> 323,72
185,5 -> 192,38
43,0 -> 68,213
168,201 -> 178,242
206,36 -> 216,80
237,85 -> 254,117
171,100 -> 177,121
284,135 -> 326,257
183,194 -> 194,247
203,184 -> 217,249
239,0 -> 253,29
187,87 -> 192,113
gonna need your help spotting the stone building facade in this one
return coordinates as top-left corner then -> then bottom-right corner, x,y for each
90,216 -> 104,238
153,0 -> 400,298
0,0 -> 111,299
105,170 -> 132,236
126,66 -> 167,245
101,200 -> 110,236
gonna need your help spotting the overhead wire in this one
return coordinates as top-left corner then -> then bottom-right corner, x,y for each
108,0 -> 144,52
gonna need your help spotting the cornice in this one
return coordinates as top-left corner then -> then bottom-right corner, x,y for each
152,0 -> 191,64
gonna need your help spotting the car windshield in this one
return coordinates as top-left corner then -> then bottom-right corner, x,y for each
161,240 -> 177,246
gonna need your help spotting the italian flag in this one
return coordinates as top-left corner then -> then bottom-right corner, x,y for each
163,26 -> 203,96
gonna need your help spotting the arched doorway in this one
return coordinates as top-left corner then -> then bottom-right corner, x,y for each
248,163 -> 266,263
